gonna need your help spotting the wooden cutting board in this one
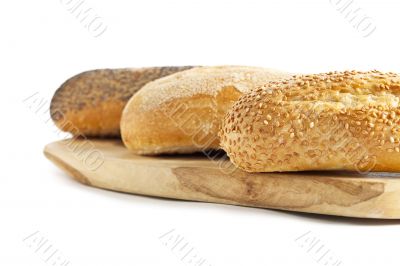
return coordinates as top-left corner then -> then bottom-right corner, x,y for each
44,139 -> 400,219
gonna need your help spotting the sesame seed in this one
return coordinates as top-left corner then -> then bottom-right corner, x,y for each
266,115 -> 272,121
290,133 -> 295,138
390,136 -> 395,143
309,122 -> 314,128
263,120 -> 268,125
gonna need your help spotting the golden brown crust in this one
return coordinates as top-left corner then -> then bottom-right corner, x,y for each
50,66 -> 194,137
220,70 -> 400,172
121,66 -> 292,154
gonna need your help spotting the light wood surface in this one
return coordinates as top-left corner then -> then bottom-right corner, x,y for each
44,139 -> 400,219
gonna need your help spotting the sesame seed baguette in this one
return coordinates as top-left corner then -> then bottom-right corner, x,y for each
50,66 -> 194,137
121,66 -> 292,155
220,70 -> 400,173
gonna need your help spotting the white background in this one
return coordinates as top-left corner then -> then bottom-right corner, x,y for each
1,0 -> 400,265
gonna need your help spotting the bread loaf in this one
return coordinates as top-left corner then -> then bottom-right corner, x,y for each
220,70 -> 400,172
50,66 -> 194,137
121,66 -> 291,155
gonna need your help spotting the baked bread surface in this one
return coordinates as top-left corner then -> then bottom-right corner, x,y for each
121,66 -> 291,154
220,70 -> 400,172
50,66 -> 194,137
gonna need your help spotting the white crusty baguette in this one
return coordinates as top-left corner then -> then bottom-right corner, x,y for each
121,66 -> 292,154
220,70 -> 400,172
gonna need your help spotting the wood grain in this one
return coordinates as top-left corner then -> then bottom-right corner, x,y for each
44,139 -> 400,219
